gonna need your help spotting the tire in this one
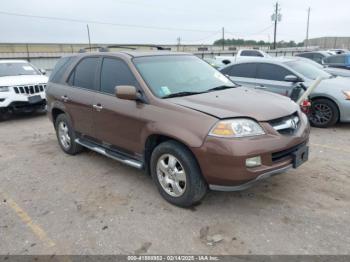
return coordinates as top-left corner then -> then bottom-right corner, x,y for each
0,109 -> 10,121
150,140 -> 207,207
309,98 -> 339,128
54,114 -> 83,155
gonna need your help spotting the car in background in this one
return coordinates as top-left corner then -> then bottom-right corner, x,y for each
0,60 -> 48,120
323,53 -> 350,70
295,56 -> 350,78
327,49 -> 349,55
214,49 -> 271,67
295,51 -> 332,64
220,57 -> 350,128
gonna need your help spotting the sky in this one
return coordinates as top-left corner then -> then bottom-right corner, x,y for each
0,0 -> 349,45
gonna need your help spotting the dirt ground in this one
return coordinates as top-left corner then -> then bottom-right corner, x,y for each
0,113 -> 349,255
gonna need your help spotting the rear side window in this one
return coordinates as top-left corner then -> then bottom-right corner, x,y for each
240,50 -> 263,57
100,58 -> 138,94
49,56 -> 75,83
223,63 -> 257,78
296,53 -> 313,59
70,57 -> 99,90
257,63 -> 292,81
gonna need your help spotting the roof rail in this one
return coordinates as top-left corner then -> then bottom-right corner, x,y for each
78,46 -> 107,53
78,44 -> 169,53
105,44 -> 167,50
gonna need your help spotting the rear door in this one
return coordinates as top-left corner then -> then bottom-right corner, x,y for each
221,63 -> 257,87
92,57 -> 144,155
255,63 -> 297,96
63,56 -> 101,138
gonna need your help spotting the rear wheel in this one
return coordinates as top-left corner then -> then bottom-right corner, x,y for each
150,140 -> 207,207
309,99 -> 339,128
54,114 -> 83,155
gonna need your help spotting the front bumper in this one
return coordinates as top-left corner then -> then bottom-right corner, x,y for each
192,112 -> 310,189
0,90 -> 46,111
209,164 -> 293,191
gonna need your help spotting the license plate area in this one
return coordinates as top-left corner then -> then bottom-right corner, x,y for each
292,145 -> 309,168
28,95 -> 42,104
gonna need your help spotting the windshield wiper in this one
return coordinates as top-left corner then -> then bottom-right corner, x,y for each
162,91 -> 204,98
206,85 -> 236,92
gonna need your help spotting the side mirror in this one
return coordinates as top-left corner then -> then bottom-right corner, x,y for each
115,85 -> 141,101
39,68 -> 46,75
284,75 -> 302,83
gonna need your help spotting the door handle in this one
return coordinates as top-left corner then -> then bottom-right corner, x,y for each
93,104 -> 103,111
61,95 -> 69,102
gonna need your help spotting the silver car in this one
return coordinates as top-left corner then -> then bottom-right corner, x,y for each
221,57 -> 350,128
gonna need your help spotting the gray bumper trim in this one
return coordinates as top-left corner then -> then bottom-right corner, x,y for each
209,164 -> 293,192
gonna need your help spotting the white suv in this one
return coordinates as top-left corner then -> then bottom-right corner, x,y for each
0,60 -> 48,118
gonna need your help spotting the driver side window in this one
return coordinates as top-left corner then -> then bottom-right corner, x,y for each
256,63 -> 294,81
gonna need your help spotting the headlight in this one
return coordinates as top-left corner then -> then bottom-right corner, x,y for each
0,86 -> 9,92
343,90 -> 350,100
209,118 -> 265,138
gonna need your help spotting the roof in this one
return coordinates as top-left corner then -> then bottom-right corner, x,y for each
232,56 -> 299,64
0,59 -> 28,63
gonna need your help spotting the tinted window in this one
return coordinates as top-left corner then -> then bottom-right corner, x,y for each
72,57 -> 99,90
100,58 -> 138,94
257,63 -> 292,81
50,56 -> 75,83
240,50 -> 263,57
297,53 -> 313,59
223,63 -> 257,78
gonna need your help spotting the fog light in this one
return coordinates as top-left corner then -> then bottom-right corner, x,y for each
246,156 -> 262,168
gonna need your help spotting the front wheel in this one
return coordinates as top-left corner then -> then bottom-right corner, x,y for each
150,141 -> 207,207
309,99 -> 339,128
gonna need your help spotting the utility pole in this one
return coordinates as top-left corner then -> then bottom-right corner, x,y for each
273,2 -> 278,50
86,24 -> 92,52
305,7 -> 311,49
222,27 -> 225,51
177,37 -> 181,51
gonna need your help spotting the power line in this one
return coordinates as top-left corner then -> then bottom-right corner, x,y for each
225,24 -> 274,38
0,11 -> 218,33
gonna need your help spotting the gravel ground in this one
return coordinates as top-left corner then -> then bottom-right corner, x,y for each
0,113 -> 349,255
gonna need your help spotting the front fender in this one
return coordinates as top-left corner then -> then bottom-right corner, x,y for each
140,122 -> 209,149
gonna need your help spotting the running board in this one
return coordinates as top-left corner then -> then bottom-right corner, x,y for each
75,138 -> 143,169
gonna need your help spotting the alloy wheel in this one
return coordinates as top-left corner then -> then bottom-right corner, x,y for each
58,121 -> 71,150
156,154 -> 187,197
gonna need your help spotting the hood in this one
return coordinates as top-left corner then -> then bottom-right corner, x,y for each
169,87 -> 299,121
316,76 -> 350,90
0,75 -> 48,86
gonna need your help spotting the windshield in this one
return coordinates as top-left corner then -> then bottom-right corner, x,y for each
285,61 -> 331,80
133,55 -> 235,98
0,62 -> 40,77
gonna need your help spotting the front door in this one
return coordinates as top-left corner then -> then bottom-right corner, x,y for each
92,57 -> 144,156
256,63 -> 297,97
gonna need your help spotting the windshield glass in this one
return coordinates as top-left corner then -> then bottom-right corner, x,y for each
285,61 -> 331,80
133,55 -> 235,98
0,62 -> 40,77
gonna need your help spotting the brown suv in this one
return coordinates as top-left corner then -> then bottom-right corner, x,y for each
46,51 -> 310,207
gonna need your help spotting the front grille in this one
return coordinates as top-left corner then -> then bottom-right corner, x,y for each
13,84 -> 46,95
269,112 -> 300,135
272,142 -> 305,162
